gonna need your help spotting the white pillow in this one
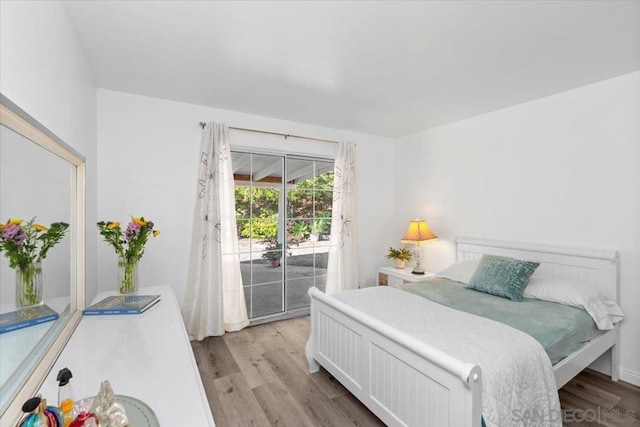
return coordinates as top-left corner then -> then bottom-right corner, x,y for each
523,277 -> 624,330
434,260 -> 480,284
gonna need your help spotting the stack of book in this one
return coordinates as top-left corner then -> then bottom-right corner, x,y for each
0,305 -> 59,334
82,294 -> 161,316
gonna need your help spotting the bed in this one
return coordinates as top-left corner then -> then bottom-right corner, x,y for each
305,237 -> 621,427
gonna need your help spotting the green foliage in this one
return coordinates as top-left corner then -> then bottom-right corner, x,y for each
97,217 -> 159,263
291,221 -> 310,238
288,171 -> 334,219
0,218 -> 69,270
297,171 -> 334,190
311,215 -> 331,234
235,170 -> 334,240
235,186 -> 280,219
386,246 -> 413,261
239,215 -> 278,239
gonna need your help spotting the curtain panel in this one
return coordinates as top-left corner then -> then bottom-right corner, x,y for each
325,141 -> 359,294
182,122 -> 249,340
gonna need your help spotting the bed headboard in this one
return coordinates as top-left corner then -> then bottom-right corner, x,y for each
455,237 -> 619,301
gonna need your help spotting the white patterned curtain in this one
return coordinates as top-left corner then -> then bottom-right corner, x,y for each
182,122 -> 249,340
325,141 -> 359,294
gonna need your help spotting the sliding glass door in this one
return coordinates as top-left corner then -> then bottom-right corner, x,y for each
285,157 -> 334,310
233,151 -> 334,321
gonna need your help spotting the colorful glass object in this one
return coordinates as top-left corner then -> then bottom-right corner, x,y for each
18,396 -> 63,427
56,368 -> 76,427
68,411 -> 98,427
90,380 -> 129,427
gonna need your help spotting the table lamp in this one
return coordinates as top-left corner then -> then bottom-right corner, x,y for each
401,218 -> 437,275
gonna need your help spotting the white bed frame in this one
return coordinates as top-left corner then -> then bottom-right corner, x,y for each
306,237 -> 620,427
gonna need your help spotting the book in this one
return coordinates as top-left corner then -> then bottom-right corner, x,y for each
0,304 -> 59,334
82,294 -> 161,315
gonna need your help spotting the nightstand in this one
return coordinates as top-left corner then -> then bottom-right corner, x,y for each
378,266 -> 434,287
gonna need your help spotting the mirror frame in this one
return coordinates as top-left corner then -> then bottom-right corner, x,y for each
0,95 -> 85,424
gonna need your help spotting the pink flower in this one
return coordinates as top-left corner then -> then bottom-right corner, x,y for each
2,224 -> 26,245
125,222 -> 141,239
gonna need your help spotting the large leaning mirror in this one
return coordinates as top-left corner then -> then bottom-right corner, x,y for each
0,95 -> 85,423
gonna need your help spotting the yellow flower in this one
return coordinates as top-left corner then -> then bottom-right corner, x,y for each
9,218 -> 23,225
153,230 -> 161,237
107,221 -> 120,229
33,223 -> 48,232
133,217 -> 146,226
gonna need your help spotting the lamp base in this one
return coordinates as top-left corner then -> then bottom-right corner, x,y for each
412,245 -> 425,275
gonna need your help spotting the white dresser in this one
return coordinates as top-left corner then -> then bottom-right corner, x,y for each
38,285 -> 215,426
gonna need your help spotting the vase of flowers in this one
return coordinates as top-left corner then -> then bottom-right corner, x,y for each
0,218 -> 69,308
97,217 -> 160,294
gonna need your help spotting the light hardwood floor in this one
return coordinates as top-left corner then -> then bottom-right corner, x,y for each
192,316 -> 640,427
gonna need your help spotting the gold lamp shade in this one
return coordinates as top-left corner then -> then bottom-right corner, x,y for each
401,219 -> 437,243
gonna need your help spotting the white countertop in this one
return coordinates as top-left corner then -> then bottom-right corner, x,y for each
1,296 -> 70,390
38,285 -> 215,426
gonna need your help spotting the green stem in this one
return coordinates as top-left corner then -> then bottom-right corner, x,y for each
17,263 -> 41,306
119,258 -> 138,294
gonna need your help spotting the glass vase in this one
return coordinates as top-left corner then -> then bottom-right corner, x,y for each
117,257 -> 138,294
15,261 -> 43,308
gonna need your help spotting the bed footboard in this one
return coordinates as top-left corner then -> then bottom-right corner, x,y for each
306,287 -> 482,427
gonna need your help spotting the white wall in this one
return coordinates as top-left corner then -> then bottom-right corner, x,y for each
1,126 -> 71,303
97,89 -> 394,303
393,71 -> 640,385
0,0 -> 98,303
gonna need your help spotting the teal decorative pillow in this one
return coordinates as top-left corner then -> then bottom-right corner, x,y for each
466,255 -> 539,302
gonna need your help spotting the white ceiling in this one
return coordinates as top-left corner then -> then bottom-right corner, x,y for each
63,1 -> 640,137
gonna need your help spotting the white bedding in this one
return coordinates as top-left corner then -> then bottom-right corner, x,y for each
333,286 -> 561,427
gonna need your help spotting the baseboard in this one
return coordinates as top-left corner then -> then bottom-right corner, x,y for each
248,306 -> 310,326
589,356 -> 640,387
620,368 -> 640,387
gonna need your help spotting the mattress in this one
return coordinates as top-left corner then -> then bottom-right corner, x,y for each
399,277 -> 601,364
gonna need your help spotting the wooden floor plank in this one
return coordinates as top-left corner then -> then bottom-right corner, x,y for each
271,315 -> 309,347
191,337 -> 238,427
562,378 -> 621,409
282,344 -> 349,400
331,392 -> 387,427
559,389 -> 600,423
223,328 -> 278,389
312,367 -> 350,400
246,322 -> 292,353
194,364 -> 231,427
252,380 -> 317,427
263,348 -> 357,427
191,335 -> 240,379
579,369 -> 640,413
213,372 -> 272,426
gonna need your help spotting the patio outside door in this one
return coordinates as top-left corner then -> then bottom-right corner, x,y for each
233,151 -> 334,321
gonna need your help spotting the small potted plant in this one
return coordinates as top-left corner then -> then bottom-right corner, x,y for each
310,219 -> 322,242
262,242 -> 284,267
386,246 -> 412,269
311,216 -> 331,241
